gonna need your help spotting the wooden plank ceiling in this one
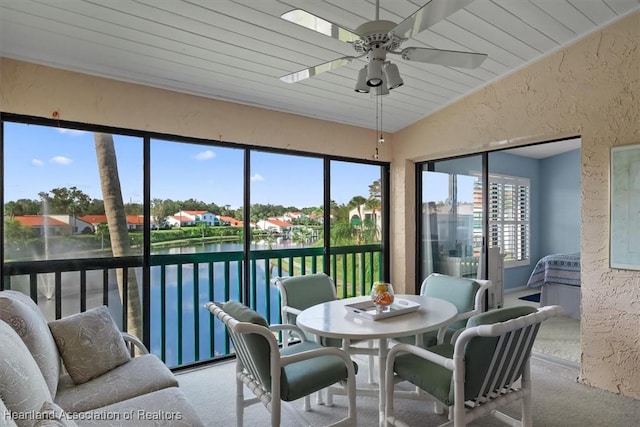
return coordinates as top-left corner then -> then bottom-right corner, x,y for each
1,0 -> 638,132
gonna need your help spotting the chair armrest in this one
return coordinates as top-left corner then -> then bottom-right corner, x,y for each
269,323 -> 306,341
282,305 -> 302,316
121,332 -> 149,355
279,345 -> 356,375
386,343 -> 454,372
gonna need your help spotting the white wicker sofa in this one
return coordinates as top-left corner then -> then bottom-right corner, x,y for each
0,290 -> 204,427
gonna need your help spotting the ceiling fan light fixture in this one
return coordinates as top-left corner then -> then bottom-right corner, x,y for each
384,62 -> 403,89
355,66 -> 370,93
371,76 -> 389,97
366,58 -> 384,87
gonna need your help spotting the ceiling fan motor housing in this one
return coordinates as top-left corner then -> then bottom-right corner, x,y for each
353,20 -> 403,54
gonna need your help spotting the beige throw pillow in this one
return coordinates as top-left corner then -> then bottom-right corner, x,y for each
48,306 -> 130,385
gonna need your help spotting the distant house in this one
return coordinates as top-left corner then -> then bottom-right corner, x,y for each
80,214 -> 149,231
256,217 -> 293,233
308,213 -> 324,224
283,211 -> 306,222
165,210 -> 220,228
218,215 -> 242,227
348,204 -> 382,233
13,215 -> 93,235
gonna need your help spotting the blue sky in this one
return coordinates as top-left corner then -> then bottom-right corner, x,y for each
4,122 -> 382,209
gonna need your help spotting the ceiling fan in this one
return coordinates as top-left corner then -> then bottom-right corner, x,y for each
279,0 -> 488,93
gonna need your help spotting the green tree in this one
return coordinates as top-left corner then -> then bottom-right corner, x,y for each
197,221 -> 209,240
124,201 -> 142,216
38,186 -> 91,216
4,198 -> 41,216
347,196 -> 367,244
364,197 -> 381,242
151,198 -> 178,229
4,218 -> 37,242
95,222 -> 109,250
368,179 -> 382,201
291,227 -> 312,245
86,199 -> 105,215
250,203 -> 287,222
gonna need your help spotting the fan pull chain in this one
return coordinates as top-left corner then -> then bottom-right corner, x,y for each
374,90 -> 380,159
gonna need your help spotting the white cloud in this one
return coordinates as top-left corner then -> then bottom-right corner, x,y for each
57,129 -> 87,136
31,159 -> 44,166
194,150 -> 216,160
250,173 -> 264,182
50,156 -> 73,165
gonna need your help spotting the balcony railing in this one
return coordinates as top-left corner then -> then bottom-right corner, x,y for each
1,244 -> 382,368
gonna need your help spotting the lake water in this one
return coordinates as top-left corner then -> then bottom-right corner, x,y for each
23,240 -> 301,367
151,242 -> 282,366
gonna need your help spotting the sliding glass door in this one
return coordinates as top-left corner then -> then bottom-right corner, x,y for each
418,156 -> 485,289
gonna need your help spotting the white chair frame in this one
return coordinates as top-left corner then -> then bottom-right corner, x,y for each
419,273 -> 493,345
385,305 -> 563,427
274,274 -> 377,385
206,302 -> 357,427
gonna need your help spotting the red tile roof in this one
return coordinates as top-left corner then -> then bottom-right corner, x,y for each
13,215 -> 68,227
80,215 -> 145,225
219,215 -> 242,226
267,218 -> 292,227
80,215 -> 108,224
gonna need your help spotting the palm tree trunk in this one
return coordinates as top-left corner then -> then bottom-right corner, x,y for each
94,133 -> 142,337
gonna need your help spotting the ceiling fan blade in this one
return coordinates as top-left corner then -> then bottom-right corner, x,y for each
280,56 -> 358,83
392,0 -> 474,40
281,9 -> 360,43
400,47 -> 487,69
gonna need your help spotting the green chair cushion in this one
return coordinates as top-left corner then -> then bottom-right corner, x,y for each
279,274 -> 336,325
394,306 -> 539,406
280,341 -> 358,401
422,275 -> 481,330
394,330 -> 440,348
467,306 -> 537,328
394,343 -> 454,405
221,300 -> 269,327
219,301 -> 271,388
219,300 -> 357,402
464,306 -> 538,400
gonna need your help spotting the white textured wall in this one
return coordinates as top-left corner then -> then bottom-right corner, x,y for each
0,59 -> 392,161
391,12 -> 640,399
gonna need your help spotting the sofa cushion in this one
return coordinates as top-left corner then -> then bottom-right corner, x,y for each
54,354 -> 178,413
0,290 -> 61,396
48,306 -> 130,385
0,397 -> 19,427
0,321 -> 53,427
73,387 -> 204,427
33,402 -> 78,427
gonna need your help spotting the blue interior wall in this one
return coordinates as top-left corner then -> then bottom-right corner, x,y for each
488,152 -> 541,289
539,149 -> 581,254
426,147 -> 581,290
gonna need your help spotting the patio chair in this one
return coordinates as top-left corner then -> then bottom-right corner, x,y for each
385,304 -> 563,427
273,273 -> 376,385
205,300 -> 357,427
395,273 -> 492,348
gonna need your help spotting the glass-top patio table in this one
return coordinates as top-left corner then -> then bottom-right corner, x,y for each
296,294 -> 457,427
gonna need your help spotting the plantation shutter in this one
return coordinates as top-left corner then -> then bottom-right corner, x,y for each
488,174 -> 530,267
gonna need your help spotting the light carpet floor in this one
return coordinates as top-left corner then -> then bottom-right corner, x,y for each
532,315 -> 581,364
177,353 -> 639,427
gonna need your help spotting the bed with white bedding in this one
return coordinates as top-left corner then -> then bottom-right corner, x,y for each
526,253 -> 581,318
